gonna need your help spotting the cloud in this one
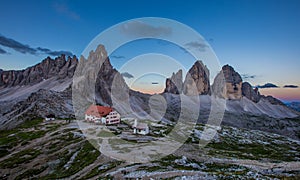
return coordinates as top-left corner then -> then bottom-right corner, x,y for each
121,72 -> 134,79
257,83 -> 278,89
184,41 -> 208,52
155,39 -> 190,54
156,39 -> 172,46
37,47 -> 73,57
0,35 -> 73,57
178,46 -> 189,53
0,35 -> 37,54
53,3 -> 80,20
0,47 -> 7,54
111,55 -> 125,59
283,85 -> 299,88
241,74 -> 257,80
120,21 -> 172,37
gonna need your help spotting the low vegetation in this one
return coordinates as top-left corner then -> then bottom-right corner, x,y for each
0,148 -> 41,168
41,141 -> 100,179
1,118 -> 300,179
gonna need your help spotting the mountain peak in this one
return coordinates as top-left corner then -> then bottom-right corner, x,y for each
212,64 -> 242,100
183,60 -> 210,95
72,44 -> 128,108
0,55 -> 78,87
164,69 -> 183,94
221,64 -> 242,84
242,82 -> 261,103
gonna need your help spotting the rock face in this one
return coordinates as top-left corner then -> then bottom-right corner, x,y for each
72,45 -> 131,116
0,54 -> 78,130
0,55 -> 78,87
0,45 -> 148,130
262,95 -> 285,106
164,69 -> 183,94
75,45 -> 152,117
242,82 -> 261,103
0,88 -> 74,129
183,61 -> 210,95
212,65 -> 242,100
1,43 -> 297,136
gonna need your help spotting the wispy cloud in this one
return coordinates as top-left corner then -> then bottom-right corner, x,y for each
53,3 -> 80,20
121,72 -> 134,79
184,41 -> 208,52
0,35 -> 73,56
179,46 -> 189,53
37,47 -> 73,57
156,39 -> 172,46
0,47 -> 7,54
241,74 -> 257,80
155,39 -> 190,54
120,20 -> 172,37
283,85 -> 299,88
111,55 -> 125,59
257,83 -> 278,88
0,35 -> 37,54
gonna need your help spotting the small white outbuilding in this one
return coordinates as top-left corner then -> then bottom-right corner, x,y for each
45,114 -> 55,121
133,119 -> 149,135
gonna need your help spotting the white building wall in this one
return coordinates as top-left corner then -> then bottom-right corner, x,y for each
106,111 -> 121,125
134,127 -> 149,135
85,111 -> 121,125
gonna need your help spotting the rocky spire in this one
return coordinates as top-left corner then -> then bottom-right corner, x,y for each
242,82 -> 261,103
72,44 -> 129,107
0,54 -> 78,87
183,60 -> 210,95
164,69 -> 183,94
212,64 -> 242,100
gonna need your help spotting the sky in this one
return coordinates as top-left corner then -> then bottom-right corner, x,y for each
0,0 -> 299,102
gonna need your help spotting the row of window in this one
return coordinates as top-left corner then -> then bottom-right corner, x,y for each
107,115 -> 118,119
107,119 -> 120,123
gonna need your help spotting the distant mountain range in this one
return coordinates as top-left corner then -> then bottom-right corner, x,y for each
0,44 -> 299,140
286,102 -> 300,112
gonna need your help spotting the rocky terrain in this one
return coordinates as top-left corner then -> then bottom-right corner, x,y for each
0,55 -> 77,87
286,102 -> 300,112
0,44 -> 299,132
0,119 -> 299,179
164,69 -> 183,94
183,61 -> 210,95
242,82 -> 261,103
211,64 -> 243,100
0,55 -> 77,130
0,44 -> 300,179
0,88 -> 74,129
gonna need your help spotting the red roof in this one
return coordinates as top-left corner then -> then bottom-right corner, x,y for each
85,105 -> 113,118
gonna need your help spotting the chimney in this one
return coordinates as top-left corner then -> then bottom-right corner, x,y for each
133,119 -> 137,127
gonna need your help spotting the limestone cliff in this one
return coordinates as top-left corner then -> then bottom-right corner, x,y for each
164,69 -> 183,94
212,65 -> 242,100
183,60 -> 210,95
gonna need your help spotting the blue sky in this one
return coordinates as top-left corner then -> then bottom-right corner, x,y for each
0,0 -> 299,100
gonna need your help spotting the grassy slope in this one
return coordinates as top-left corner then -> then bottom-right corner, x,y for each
0,118 -> 299,179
